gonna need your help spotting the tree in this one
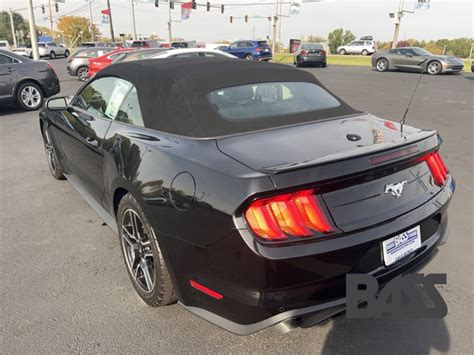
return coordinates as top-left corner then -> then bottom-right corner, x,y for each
327,29 -> 356,54
304,35 -> 326,43
57,16 -> 97,45
0,11 -> 29,44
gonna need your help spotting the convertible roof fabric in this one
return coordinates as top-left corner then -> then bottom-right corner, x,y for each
97,57 -> 359,137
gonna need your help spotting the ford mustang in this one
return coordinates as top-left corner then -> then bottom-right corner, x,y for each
39,58 -> 454,334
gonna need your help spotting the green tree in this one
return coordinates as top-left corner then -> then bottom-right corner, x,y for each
327,28 -> 356,54
305,35 -> 326,43
0,11 -> 29,44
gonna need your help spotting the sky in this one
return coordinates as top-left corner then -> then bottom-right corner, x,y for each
1,0 -> 472,44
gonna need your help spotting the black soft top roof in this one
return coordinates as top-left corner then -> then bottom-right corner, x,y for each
96,57 -> 358,137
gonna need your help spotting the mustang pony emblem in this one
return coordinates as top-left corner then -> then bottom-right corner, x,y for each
384,180 -> 408,198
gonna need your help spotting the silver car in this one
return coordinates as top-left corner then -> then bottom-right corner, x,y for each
372,47 -> 464,75
337,40 -> 376,55
66,47 -> 115,81
12,42 -> 69,59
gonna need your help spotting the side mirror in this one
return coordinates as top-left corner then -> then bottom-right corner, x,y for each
46,97 -> 67,110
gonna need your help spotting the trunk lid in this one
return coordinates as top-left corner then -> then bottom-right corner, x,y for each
217,113 -> 442,232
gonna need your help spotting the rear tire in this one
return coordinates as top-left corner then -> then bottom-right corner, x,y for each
16,81 -> 44,111
245,54 -> 254,61
339,49 -> 346,55
64,50 -> 70,58
42,125 -> 66,180
77,66 -> 89,81
361,49 -> 369,55
49,51 -> 56,59
118,193 -> 177,307
376,58 -> 389,72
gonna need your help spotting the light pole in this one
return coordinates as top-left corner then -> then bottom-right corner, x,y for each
391,0 -> 405,49
26,0 -> 39,60
168,0 -> 172,45
88,0 -> 95,41
131,0 -> 137,40
9,10 -> 17,48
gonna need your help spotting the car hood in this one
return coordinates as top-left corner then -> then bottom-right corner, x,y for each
433,55 -> 463,63
216,113 -> 435,174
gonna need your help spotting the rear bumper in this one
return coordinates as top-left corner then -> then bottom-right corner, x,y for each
159,177 -> 454,334
300,56 -> 327,64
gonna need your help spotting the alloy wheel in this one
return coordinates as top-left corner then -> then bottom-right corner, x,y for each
20,85 -> 42,109
78,67 -> 89,81
376,59 -> 388,72
427,61 -> 441,75
121,209 -> 156,293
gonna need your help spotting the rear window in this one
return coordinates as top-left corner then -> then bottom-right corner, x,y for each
257,41 -> 269,48
301,43 -> 323,50
131,41 -> 146,47
208,82 -> 341,120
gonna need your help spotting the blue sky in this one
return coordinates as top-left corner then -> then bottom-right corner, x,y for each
2,0 -> 472,43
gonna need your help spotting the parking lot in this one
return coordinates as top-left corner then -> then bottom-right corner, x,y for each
1,59 -> 472,354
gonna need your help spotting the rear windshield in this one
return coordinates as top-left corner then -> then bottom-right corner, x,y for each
257,41 -> 269,48
131,41 -> 147,47
301,43 -> 323,50
208,82 -> 341,120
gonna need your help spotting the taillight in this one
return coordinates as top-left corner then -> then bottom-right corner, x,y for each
320,50 -> 326,55
300,50 -> 308,56
423,151 -> 448,186
256,47 -> 263,52
47,63 -> 56,74
244,189 -> 336,241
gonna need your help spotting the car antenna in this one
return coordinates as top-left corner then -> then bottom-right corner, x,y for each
400,59 -> 428,136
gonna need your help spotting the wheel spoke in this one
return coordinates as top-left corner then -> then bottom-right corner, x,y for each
141,258 -> 154,290
122,226 -> 138,247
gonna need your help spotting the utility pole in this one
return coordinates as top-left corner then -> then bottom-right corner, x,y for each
272,0 -> 278,54
168,1 -> 172,45
88,0 -> 95,41
9,10 -> 17,48
131,0 -> 137,40
26,0 -> 39,60
391,0 -> 405,49
48,0 -> 53,32
106,0 -> 115,41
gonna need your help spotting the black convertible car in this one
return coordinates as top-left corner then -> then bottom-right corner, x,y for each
40,58 -> 454,334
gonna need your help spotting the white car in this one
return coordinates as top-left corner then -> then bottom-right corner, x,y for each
0,40 -> 11,51
337,40 -> 376,55
149,48 -> 237,59
12,42 -> 69,59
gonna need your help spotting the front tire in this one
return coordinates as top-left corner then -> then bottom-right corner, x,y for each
64,50 -> 70,58
361,49 -> 369,55
49,51 -> 56,59
16,82 -> 44,111
118,193 -> 177,307
376,58 -> 389,72
42,125 -> 66,180
427,60 -> 442,75
77,66 -> 89,81
339,49 -> 346,55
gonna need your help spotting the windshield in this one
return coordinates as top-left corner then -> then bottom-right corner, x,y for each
301,43 -> 323,50
208,82 -> 341,120
131,41 -> 147,47
411,47 -> 432,56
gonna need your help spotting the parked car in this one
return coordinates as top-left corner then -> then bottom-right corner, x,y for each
130,40 -> 161,49
221,40 -> 272,61
0,49 -> 60,110
79,42 -> 108,48
40,57 -> 454,334
372,47 -> 465,75
337,40 -> 376,55
111,48 -> 170,63
148,48 -> 236,60
107,42 -> 130,49
67,47 -> 116,81
0,40 -> 11,51
12,42 -> 69,59
87,48 -> 136,78
471,61 -> 474,73
294,43 -> 327,67
171,41 -> 197,49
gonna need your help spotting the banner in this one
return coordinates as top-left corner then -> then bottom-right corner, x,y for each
181,2 -> 192,21
290,0 -> 302,15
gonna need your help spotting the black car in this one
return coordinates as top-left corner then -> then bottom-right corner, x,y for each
0,49 -> 60,111
294,43 -> 327,67
39,58 -> 454,334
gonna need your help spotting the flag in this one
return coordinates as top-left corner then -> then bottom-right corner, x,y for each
416,0 -> 431,9
290,0 -> 302,15
181,2 -> 192,20
101,9 -> 110,16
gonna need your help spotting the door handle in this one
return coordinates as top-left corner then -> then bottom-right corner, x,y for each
86,137 -> 99,147
7,67 -> 16,72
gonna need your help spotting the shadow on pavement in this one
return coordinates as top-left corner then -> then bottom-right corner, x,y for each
321,317 -> 450,355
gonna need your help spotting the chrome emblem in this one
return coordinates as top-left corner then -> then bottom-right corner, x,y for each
384,180 -> 408,198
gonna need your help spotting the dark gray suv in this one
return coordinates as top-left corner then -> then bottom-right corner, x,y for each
0,50 -> 60,111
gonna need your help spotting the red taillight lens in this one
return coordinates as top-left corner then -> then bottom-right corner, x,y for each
256,47 -> 263,52
244,189 -> 336,240
320,50 -> 326,55
424,151 -> 448,186
300,50 -> 308,56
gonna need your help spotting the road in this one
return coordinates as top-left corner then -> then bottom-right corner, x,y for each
1,59 -> 473,354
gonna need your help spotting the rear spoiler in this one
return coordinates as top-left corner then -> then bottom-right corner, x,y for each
261,130 -> 438,174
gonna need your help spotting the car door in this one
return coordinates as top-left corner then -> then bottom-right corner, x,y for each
394,48 -> 421,70
56,77 -> 129,200
351,41 -> 364,54
0,53 -> 19,100
226,42 -> 240,57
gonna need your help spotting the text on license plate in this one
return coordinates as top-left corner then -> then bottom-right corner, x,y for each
382,225 -> 421,266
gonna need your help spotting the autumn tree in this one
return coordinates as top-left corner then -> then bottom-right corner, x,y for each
57,16 -> 98,45
327,29 -> 356,54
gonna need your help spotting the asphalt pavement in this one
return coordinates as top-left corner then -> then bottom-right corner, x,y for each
1,58 -> 473,354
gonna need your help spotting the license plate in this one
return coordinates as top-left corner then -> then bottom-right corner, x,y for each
382,225 -> 421,266
264,49 -> 269,52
